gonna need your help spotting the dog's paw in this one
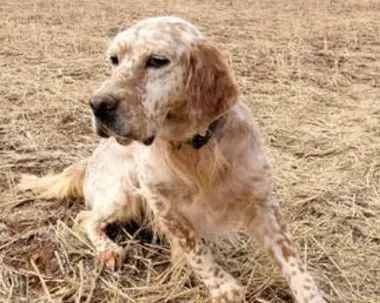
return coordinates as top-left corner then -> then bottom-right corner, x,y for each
97,244 -> 125,270
211,282 -> 245,303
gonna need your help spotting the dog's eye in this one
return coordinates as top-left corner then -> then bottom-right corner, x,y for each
110,55 -> 119,66
146,55 -> 170,69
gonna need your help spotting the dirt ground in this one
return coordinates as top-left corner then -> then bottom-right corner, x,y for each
1,0 -> 380,302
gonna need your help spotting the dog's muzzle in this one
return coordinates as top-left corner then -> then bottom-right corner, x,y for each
90,94 -> 155,146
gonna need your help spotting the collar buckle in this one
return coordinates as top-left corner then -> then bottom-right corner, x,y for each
189,118 -> 221,150
190,129 -> 213,149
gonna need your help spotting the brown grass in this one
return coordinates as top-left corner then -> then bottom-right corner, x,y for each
1,0 -> 380,302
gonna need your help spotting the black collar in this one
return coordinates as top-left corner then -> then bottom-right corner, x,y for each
188,118 -> 222,150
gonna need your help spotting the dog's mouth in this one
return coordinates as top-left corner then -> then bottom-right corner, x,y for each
94,120 -> 155,146
114,136 -> 133,146
115,134 -> 155,146
142,136 -> 155,146
95,125 -> 111,138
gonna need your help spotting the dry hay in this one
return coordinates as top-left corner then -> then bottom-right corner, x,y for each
1,0 -> 380,302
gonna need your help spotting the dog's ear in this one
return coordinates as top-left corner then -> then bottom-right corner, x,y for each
185,40 -> 239,128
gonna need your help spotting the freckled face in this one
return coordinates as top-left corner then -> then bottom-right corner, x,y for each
89,17 -> 204,145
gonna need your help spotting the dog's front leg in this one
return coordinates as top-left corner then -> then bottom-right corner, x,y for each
151,202 -> 244,303
248,198 -> 325,303
75,210 -> 125,270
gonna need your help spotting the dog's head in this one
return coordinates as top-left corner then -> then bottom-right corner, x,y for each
90,16 -> 239,145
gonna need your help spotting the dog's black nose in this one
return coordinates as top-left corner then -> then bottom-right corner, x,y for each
90,94 -> 119,117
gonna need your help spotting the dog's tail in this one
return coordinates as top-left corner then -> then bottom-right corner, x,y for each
18,159 -> 88,200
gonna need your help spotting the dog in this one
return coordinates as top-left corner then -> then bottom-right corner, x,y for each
19,16 -> 325,303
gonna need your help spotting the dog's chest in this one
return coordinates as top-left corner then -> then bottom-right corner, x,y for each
140,157 -> 267,229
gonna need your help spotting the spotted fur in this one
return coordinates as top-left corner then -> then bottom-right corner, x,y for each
19,16 -> 325,303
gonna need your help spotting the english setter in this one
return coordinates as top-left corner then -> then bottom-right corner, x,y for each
20,16 -> 325,303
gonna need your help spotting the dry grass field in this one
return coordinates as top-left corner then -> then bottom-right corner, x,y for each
1,0 -> 380,302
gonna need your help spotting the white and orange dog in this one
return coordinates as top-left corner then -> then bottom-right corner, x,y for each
20,17 -> 325,303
